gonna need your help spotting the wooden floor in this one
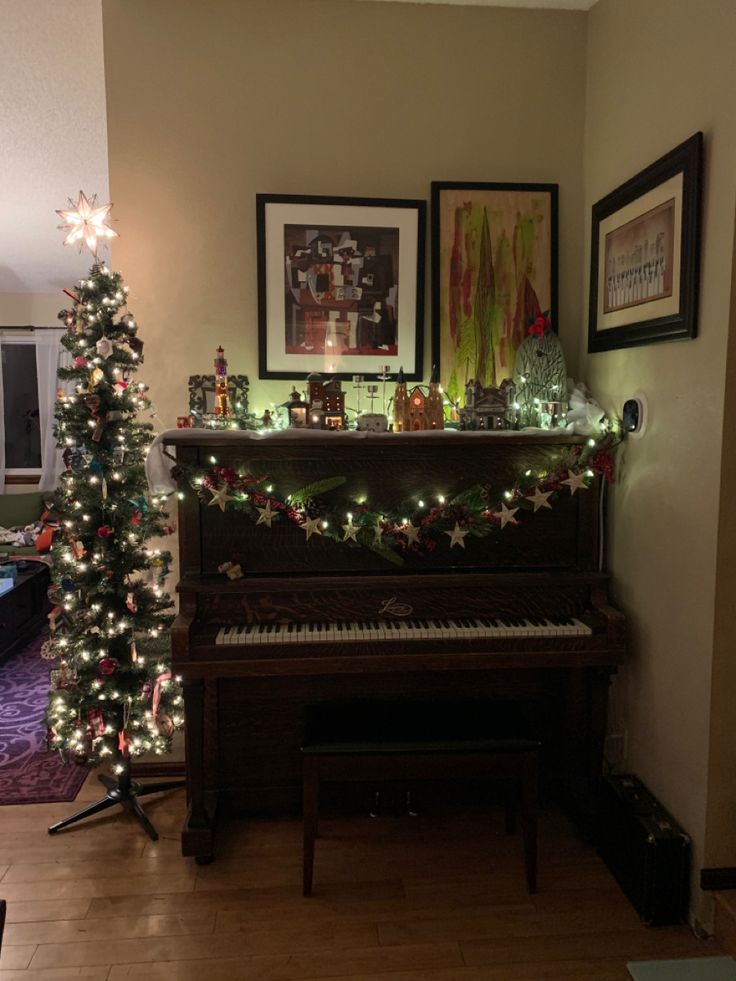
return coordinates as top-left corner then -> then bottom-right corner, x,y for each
0,774 -> 721,980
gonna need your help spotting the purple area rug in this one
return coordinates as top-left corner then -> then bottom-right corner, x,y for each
0,633 -> 88,805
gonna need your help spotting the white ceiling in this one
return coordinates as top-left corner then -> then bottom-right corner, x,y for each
0,0 -> 594,297
0,0 -> 109,295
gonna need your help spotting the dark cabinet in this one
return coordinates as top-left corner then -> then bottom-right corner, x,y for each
0,562 -> 50,660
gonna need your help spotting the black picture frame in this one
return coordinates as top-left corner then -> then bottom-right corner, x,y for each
431,181 -> 558,401
588,132 -> 703,353
257,193 -> 426,380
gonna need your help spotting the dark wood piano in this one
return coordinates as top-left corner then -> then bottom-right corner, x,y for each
165,429 -> 625,863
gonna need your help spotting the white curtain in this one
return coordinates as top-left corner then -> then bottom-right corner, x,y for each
35,328 -> 66,492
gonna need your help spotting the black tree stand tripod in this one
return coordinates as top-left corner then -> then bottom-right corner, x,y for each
48,763 -> 185,840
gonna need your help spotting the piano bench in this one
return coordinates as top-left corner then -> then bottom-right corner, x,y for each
301,737 -> 540,897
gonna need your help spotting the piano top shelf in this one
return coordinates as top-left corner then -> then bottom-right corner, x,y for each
160,428 -> 587,449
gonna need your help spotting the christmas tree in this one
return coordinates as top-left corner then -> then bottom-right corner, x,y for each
46,192 -> 183,837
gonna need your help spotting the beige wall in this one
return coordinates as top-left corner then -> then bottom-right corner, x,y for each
581,0 -> 736,917
0,292 -> 63,327
101,0 -> 586,427
102,0 -> 736,920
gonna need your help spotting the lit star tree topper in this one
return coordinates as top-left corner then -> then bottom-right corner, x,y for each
56,190 -> 118,257
44,202 -> 184,840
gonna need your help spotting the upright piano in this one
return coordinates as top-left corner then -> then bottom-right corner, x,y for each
165,429 -> 625,862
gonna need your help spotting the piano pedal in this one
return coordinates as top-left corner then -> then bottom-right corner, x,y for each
369,790 -> 381,818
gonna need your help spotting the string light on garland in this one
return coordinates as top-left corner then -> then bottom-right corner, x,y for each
181,430 -> 619,564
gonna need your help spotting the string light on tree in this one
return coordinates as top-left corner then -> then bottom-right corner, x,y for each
45,194 -> 183,840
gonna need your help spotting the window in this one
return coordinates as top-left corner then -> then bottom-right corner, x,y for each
1,335 -> 42,476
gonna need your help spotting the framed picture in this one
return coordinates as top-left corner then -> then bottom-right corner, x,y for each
431,182 -> 558,405
588,132 -> 703,353
257,194 -> 426,380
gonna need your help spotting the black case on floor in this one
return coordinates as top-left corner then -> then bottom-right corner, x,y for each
597,774 -> 690,925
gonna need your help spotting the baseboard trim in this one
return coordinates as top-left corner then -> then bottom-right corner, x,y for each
701,867 -> 736,890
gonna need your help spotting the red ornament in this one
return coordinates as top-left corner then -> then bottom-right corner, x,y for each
130,511 -> 142,527
98,657 -> 117,676
87,708 -> 105,736
97,525 -> 112,539
529,314 -> 551,337
73,356 -> 88,368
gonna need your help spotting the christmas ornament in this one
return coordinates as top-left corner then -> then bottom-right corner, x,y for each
401,521 -> 421,546
526,488 -> 553,512
217,561 -> 243,580
40,639 -> 58,660
130,510 -> 142,527
562,471 -> 589,495
156,712 -> 175,738
96,336 -> 113,359
56,190 -> 118,256
207,484 -> 234,511
87,709 -> 105,737
341,519 -> 359,542
97,525 -> 112,539
256,502 -> 276,527
300,516 -> 322,540
126,591 -> 137,613
497,504 -> 519,528
444,523 -> 468,549
373,519 -> 383,545
89,367 -> 105,388
84,395 -> 101,418
98,658 -> 117,676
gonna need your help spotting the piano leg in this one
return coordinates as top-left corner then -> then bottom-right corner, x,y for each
562,666 -> 615,834
181,678 -> 217,863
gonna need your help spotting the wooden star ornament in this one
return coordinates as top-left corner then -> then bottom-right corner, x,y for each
444,523 -> 468,549
207,484 -> 234,512
562,471 -> 589,495
301,516 -> 323,540
401,521 -> 421,546
497,503 -> 519,528
256,502 -> 276,527
342,520 -> 359,542
526,487 -> 553,512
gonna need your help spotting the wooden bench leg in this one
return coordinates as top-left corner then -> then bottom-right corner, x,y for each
303,757 -> 320,897
521,751 -> 538,893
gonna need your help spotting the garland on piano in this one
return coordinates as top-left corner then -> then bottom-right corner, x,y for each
176,431 -> 618,563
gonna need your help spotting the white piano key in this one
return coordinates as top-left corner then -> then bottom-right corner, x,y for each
214,615 -> 594,646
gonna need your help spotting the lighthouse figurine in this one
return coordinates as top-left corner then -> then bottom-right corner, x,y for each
214,346 -> 230,417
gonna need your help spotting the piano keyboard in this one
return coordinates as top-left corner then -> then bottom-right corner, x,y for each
215,617 -> 592,646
